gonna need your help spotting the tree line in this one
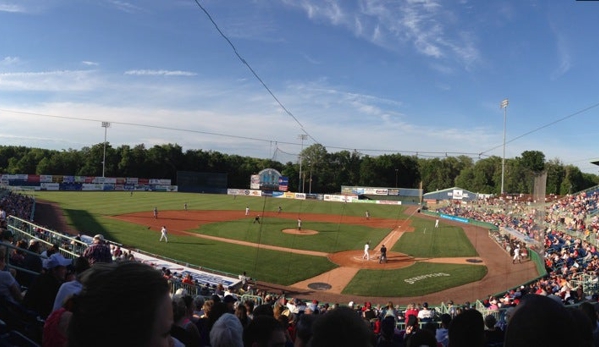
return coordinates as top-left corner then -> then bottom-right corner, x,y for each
0,144 -> 597,195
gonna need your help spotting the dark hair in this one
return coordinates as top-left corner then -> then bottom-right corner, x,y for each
309,306 -> 373,347
504,294 -> 591,347
448,309 -> 484,347
72,256 -> 90,276
67,261 -> 169,347
295,313 -> 318,346
407,329 -> 437,347
243,315 -> 285,347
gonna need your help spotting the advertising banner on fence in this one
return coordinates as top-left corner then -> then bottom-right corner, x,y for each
27,175 -> 40,183
40,175 -> 53,183
82,184 -> 104,191
40,183 -> 60,191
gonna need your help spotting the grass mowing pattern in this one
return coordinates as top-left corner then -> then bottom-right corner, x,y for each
343,263 -> 488,296
394,218 -> 479,258
196,218 -> 391,253
32,191 -> 486,295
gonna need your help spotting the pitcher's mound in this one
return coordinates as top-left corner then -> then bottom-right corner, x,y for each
282,228 -> 318,235
329,250 -> 416,269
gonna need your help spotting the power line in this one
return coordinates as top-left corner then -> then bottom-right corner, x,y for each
191,0 -> 317,144
479,101 -> 599,156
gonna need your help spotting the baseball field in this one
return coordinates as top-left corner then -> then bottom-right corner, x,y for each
31,191 -> 539,304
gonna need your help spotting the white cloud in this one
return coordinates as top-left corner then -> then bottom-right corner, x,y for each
124,70 -> 197,77
0,4 -> 25,13
0,56 -> 20,66
107,0 -> 143,14
82,61 -> 99,66
283,0 -> 479,69
550,30 -> 571,80
0,70 -> 98,91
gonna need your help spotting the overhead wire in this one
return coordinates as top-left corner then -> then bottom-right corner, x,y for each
191,0 -> 317,144
479,101 -> 599,156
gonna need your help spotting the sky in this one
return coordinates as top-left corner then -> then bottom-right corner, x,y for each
1,0 -> 599,173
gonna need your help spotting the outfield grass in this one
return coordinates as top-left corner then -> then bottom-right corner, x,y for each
196,219 -> 391,253
394,218 -> 479,258
31,191 -> 486,296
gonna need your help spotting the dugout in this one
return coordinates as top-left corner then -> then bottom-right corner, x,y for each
176,171 -> 227,194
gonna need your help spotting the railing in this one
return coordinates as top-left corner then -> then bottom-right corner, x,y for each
7,216 -> 87,258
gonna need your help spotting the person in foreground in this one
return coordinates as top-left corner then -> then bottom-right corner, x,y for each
67,261 -> 174,347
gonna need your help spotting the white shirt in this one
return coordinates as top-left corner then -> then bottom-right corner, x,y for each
364,244 -> 370,252
53,280 -> 83,311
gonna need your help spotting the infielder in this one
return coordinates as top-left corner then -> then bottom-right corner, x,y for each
160,226 -> 168,243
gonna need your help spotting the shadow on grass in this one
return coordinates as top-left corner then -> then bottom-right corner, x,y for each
64,208 -> 109,238
160,241 -> 212,245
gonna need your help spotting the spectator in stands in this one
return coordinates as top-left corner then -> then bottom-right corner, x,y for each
23,252 -> 71,318
0,229 -> 13,246
503,294 -> 592,347
399,315 -> 420,343
406,329 -> 438,347
18,239 -> 42,288
235,303 -> 251,329
294,313 -> 318,347
82,234 -> 112,265
417,302 -> 435,322
171,294 -> 201,347
41,243 -> 59,257
244,300 -> 255,320
0,246 -> 23,304
448,309 -> 484,347
404,303 -> 419,322
578,302 -> 599,346
210,313 -> 243,347
224,294 -> 238,313
309,306 -> 374,347
191,295 -> 205,322
9,239 -> 27,269
363,301 -> 377,321
376,315 -> 401,346
483,314 -> 504,346
68,261 -> 174,347
243,315 -> 287,347
436,314 -> 451,347
195,299 -> 214,347
52,256 -> 90,312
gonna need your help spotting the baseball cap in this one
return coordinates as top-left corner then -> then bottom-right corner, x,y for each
93,234 -> 105,241
44,253 -> 72,269
224,295 -> 238,303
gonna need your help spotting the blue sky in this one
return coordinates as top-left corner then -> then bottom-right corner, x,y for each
1,0 -> 599,173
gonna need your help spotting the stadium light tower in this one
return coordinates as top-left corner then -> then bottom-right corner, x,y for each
101,122 -> 111,179
500,99 -> 509,195
298,134 -> 307,193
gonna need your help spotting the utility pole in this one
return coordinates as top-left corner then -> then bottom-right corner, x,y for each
298,134 -> 307,192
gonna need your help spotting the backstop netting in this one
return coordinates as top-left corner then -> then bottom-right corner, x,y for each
532,171 -> 547,242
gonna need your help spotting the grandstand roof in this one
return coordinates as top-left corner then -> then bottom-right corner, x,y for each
423,187 -> 478,202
